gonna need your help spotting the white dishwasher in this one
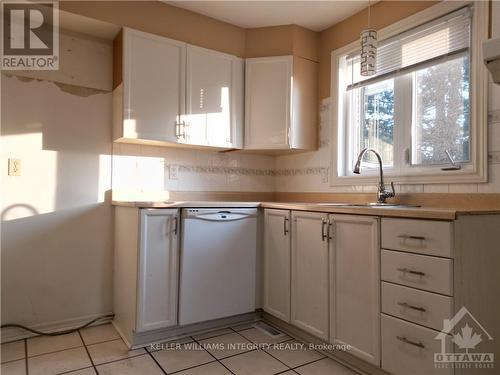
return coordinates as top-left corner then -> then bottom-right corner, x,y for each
179,208 -> 257,325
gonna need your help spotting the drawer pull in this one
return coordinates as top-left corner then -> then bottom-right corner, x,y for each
397,234 -> 426,241
397,301 -> 427,312
397,267 -> 426,277
396,335 -> 425,349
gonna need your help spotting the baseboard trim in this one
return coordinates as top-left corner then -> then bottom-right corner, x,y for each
123,311 -> 262,349
1,312 -> 114,343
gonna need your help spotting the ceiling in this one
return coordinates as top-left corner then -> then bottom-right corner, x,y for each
165,1 -> 370,32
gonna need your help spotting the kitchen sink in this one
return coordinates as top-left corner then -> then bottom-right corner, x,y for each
316,202 -> 421,208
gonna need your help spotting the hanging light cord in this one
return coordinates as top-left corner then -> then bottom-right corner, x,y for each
368,0 -> 372,28
1,313 -> 115,337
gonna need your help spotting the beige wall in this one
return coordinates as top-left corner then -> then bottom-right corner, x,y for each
1,32 -> 114,340
60,1 -> 247,57
245,25 -> 319,62
62,1 -> 321,62
276,1 -> 500,195
318,1 -> 438,99
61,0 -> 437,99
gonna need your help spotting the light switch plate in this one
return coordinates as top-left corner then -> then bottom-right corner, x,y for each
8,158 -> 21,176
169,165 -> 179,180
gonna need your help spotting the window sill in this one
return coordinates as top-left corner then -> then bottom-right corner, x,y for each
331,166 -> 487,186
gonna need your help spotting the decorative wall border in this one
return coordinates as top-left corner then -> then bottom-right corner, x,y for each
170,164 -> 329,177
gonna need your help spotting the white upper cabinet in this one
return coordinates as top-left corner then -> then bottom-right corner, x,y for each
329,215 -> 380,366
186,46 -> 243,148
119,28 -> 186,144
113,28 -> 243,150
244,56 -> 318,151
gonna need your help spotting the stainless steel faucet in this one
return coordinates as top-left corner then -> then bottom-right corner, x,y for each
353,148 -> 395,203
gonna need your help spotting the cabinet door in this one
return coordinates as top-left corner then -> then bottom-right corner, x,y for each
245,56 -> 292,149
329,214 -> 380,366
123,28 -> 185,143
186,46 -> 243,148
291,211 -> 329,340
263,209 -> 291,322
137,209 -> 179,332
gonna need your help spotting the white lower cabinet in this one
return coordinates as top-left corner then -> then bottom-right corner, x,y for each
263,209 -> 381,348
114,207 -> 179,345
380,218 -> 456,375
382,314 -> 453,375
263,209 -> 291,322
329,215 -> 380,366
137,209 -> 179,332
290,211 -> 329,340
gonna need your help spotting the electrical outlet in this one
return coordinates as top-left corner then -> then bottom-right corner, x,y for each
8,158 -> 21,176
169,165 -> 179,180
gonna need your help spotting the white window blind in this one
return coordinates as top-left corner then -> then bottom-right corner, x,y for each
346,6 -> 471,90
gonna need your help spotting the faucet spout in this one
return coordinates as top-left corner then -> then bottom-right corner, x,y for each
353,148 -> 395,203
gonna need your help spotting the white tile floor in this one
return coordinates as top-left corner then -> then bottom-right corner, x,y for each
1,323 -> 360,375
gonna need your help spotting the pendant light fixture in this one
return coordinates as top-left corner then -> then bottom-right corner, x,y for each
360,0 -> 377,76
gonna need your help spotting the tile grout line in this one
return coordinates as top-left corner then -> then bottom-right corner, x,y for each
84,352 -> 148,369
229,327 -> 296,373
57,366 -> 95,375
189,335 -> 237,375
167,359 -> 218,375
22,335 -> 122,362
230,326 -> 331,374
290,357 -> 328,372
254,321 -> 362,375
144,347 -> 168,375
78,330 -> 99,375
24,344 -> 85,360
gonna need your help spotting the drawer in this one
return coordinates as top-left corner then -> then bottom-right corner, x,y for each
382,282 -> 453,331
381,250 -> 453,296
381,314 -> 453,375
381,218 -> 453,257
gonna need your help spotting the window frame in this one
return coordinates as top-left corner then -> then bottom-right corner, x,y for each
330,0 -> 489,186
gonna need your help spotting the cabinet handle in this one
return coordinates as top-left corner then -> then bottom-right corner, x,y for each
175,121 -> 187,139
397,234 -> 426,241
328,221 -> 333,241
321,218 -> 327,241
396,335 -> 425,349
173,216 -> 178,235
397,267 -> 426,277
283,217 -> 289,236
181,121 -> 187,138
397,301 -> 427,312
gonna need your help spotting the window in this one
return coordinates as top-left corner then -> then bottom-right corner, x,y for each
412,55 -> 470,166
332,3 -> 488,184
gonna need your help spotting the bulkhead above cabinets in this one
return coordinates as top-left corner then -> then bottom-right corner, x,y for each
112,27 -> 318,153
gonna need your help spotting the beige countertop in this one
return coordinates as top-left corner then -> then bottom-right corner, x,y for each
112,200 -> 500,220
112,201 -> 261,208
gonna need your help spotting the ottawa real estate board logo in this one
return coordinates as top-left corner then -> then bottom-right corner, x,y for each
434,306 -> 494,370
1,0 -> 59,70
